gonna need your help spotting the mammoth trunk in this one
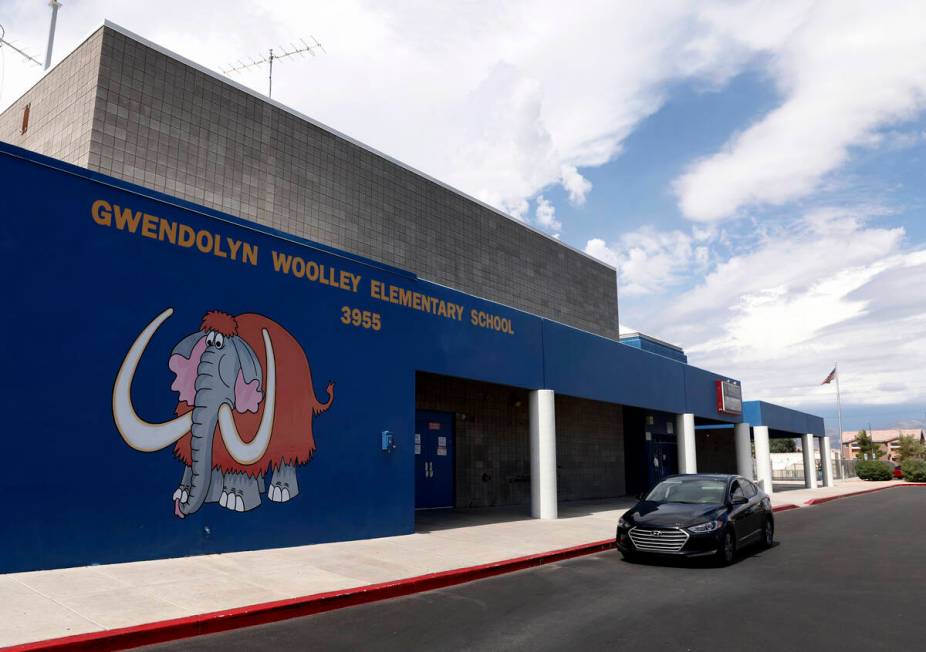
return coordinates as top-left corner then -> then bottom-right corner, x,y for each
178,404 -> 218,517
177,359 -> 224,518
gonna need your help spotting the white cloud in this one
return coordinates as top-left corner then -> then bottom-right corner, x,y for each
585,227 -> 703,297
0,1 -> 835,224
3,2 -> 925,225
675,1 -> 926,221
632,208 -> 926,408
560,164 -> 592,206
534,195 -> 561,233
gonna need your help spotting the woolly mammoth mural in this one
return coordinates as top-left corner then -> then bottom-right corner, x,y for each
113,308 -> 334,518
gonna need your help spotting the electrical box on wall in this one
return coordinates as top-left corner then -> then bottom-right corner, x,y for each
381,431 -> 396,452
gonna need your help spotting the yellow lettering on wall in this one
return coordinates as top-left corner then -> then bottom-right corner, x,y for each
212,234 -> 228,258
91,199 -> 112,226
140,214 -> 159,239
178,224 -> 195,248
227,238 -> 242,260
159,219 -> 177,244
272,251 -> 293,274
242,243 -> 258,266
195,230 -> 213,254
113,205 -> 141,233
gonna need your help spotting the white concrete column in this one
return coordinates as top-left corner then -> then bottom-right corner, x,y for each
754,426 -> 773,495
835,449 -> 844,480
821,436 -> 834,487
529,389 -> 558,519
675,413 -> 697,474
802,433 -> 818,489
734,423 -> 754,480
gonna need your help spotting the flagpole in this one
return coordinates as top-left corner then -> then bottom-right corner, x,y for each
834,361 -> 844,448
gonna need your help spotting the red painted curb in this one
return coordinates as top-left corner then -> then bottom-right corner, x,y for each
4,538 -> 616,652
772,503 -> 800,512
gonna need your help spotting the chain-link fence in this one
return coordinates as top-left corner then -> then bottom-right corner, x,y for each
771,459 -> 857,482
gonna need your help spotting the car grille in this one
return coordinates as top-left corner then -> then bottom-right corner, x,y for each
628,527 -> 689,553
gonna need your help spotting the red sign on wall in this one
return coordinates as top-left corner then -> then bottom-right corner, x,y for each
715,380 -> 743,416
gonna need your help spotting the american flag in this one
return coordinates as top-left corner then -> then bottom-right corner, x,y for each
821,367 -> 837,385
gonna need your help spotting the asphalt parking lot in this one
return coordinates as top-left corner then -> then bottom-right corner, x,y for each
142,488 -> 926,651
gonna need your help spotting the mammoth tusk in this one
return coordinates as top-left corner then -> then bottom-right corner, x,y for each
218,328 -> 276,465
113,308 -> 192,451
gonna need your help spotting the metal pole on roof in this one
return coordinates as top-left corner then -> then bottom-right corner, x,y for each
834,361 -> 844,453
44,0 -> 62,70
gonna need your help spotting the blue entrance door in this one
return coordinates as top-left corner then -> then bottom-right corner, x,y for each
415,410 -> 455,509
648,437 -> 678,489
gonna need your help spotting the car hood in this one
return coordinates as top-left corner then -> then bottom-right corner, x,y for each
628,501 -> 725,529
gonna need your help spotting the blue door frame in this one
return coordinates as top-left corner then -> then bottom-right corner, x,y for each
415,410 -> 455,509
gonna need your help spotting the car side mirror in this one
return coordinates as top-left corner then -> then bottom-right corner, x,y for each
731,495 -> 747,505
636,492 -> 647,501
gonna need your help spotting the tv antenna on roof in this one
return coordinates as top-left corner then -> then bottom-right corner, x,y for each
0,23 -> 45,68
221,37 -> 325,99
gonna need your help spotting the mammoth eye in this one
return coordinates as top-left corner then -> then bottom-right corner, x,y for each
214,333 -> 225,349
206,331 -> 216,346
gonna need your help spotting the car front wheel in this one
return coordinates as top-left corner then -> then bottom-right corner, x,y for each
716,530 -> 736,566
762,518 -> 774,548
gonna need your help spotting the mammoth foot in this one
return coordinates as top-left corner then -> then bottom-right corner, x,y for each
268,485 -> 291,502
219,472 -> 261,512
268,463 -> 299,503
219,491 -> 245,512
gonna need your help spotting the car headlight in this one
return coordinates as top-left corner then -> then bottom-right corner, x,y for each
687,520 -> 722,533
618,517 -> 631,529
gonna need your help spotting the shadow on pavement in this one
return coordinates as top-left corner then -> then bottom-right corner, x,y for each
620,540 -> 781,569
415,497 -> 636,533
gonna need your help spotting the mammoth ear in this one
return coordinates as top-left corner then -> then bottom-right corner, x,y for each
169,332 -> 207,406
233,336 -> 263,413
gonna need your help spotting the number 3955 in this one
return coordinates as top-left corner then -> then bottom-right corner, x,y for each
340,306 -> 382,331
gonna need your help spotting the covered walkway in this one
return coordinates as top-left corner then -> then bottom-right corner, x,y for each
740,401 -> 833,495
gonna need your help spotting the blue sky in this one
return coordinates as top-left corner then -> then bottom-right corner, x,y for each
2,1 -> 925,437
554,70 -> 782,246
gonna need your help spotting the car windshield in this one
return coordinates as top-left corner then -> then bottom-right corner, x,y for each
645,478 -> 726,505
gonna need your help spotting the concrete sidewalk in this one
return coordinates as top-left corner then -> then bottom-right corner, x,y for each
768,478 -> 901,509
0,479 -> 906,649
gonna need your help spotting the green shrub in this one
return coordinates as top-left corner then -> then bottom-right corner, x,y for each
901,459 -> 926,482
856,460 -> 892,481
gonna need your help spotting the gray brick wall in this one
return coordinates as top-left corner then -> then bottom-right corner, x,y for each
696,429 -> 738,474
0,25 -> 618,338
416,373 -> 627,507
0,30 -> 102,167
555,395 -> 625,500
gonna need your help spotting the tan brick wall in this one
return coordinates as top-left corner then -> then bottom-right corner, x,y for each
86,27 -> 619,338
0,30 -> 102,167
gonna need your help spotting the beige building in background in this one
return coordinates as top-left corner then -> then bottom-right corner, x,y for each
841,429 -> 926,462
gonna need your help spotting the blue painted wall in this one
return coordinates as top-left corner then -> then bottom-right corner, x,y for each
743,401 -> 825,437
0,143 -> 742,572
